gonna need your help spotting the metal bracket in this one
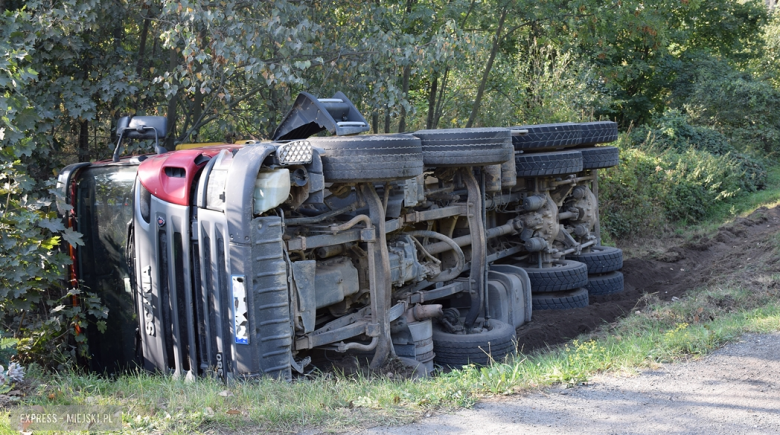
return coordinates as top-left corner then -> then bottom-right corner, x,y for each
366,323 -> 380,337
360,228 -> 376,242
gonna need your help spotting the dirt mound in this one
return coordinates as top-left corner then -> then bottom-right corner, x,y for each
516,206 -> 780,353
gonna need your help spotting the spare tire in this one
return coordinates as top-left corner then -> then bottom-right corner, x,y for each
515,150 -> 583,177
511,123 -> 581,150
580,146 -> 619,169
521,259 -> 589,293
432,319 -> 516,367
309,134 -> 423,182
532,288 -> 589,310
412,128 -> 513,167
566,246 -> 623,274
578,121 -> 618,146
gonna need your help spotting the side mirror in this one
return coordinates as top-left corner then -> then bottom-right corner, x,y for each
113,116 -> 168,162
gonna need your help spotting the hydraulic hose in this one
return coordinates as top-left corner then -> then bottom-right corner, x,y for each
404,230 -> 466,282
285,203 -> 357,225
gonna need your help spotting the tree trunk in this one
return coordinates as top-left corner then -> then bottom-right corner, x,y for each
164,49 -> 179,150
78,120 -> 90,162
434,67 -> 450,129
384,107 -> 391,133
466,6 -> 508,128
188,89 -> 205,141
135,8 -> 151,78
372,112 -> 379,134
397,65 -> 411,132
267,86 -> 281,138
426,72 -> 438,129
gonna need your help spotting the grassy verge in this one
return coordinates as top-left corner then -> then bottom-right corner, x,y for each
4,262 -> 780,434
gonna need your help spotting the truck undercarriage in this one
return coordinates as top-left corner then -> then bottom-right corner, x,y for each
57,92 -> 623,379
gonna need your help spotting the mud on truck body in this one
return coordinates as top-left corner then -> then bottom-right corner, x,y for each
57,92 -> 623,379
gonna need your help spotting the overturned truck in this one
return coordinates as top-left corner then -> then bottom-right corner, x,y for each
57,92 -> 623,379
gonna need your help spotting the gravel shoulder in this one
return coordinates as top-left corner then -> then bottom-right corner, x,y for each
359,333 -> 780,435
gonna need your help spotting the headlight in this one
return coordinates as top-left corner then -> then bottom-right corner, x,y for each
276,140 -> 313,165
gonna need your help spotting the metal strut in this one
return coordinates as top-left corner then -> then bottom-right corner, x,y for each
360,183 -> 394,368
461,168 -> 487,330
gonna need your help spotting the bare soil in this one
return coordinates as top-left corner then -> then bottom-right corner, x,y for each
516,206 -> 780,352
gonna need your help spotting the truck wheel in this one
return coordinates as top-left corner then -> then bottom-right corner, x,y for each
412,128 -> 513,167
580,146 -> 619,169
585,271 -> 624,296
515,150 -> 583,177
310,134 -> 423,182
432,319 -> 516,367
511,123 -> 582,150
532,288 -> 589,310
521,259 -> 588,293
566,246 -> 623,274
578,121 -> 618,146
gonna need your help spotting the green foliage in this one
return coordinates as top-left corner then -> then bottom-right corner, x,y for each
576,0 -> 768,125
0,7 -> 106,366
759,11 -> 780,89
631,109 -> 733,155
600,129 -> 769,238
598,139 -> 667,238
0,332 -> 18,366
679,62 -> 780,155
630,109 -> 768,193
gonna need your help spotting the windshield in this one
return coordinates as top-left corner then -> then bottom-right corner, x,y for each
76,165 -> 139,372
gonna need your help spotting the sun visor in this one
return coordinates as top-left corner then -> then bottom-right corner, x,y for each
272,91 -> 369,141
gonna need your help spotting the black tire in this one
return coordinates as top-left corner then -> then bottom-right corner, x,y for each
412,128 -> 513,167
585,271 -> 624,296
515,150 -> 583,177
566,246 -> 623,274
511,123 -> 582,150
310,134 -> 423,182
432,319 -> 516,367
580,146 -> 619,169
578,121 -> 618,146
521,259 -> 589,293
532,288 -> 589,310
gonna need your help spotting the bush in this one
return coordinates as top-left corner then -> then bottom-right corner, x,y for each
630,109 -> 732,155
598,137 -> 667,238
0,161 -> 96,367
668,56 -> 780,155
600,131 -> 768,239
629,109 -> 767,193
